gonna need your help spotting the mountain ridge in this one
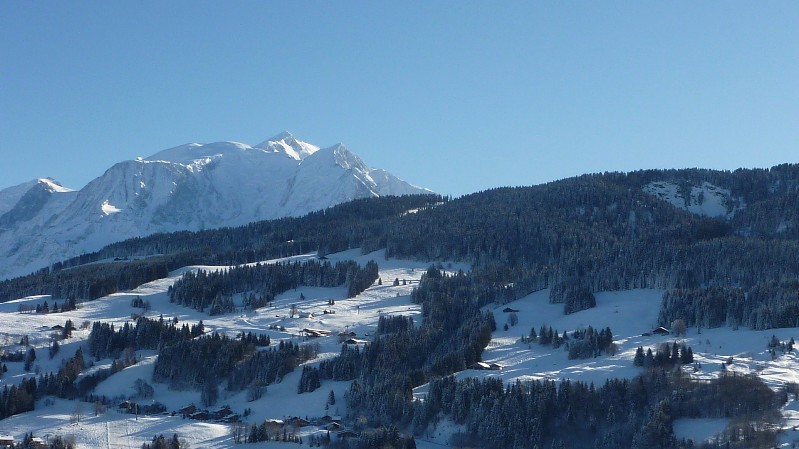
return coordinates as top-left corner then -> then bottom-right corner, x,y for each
0,134 -> 430,280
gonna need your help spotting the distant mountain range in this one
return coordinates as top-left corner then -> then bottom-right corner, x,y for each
0,132 -> 430,280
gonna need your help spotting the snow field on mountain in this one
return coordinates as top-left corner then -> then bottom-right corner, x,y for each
643,180 -> 743,219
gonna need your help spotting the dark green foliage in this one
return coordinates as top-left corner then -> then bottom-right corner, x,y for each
168,259 -> 378,314
140,434 -> 182,449
660,281 -> 799,330
567,326 -> 614,359
415,370 -> 782,449
297,366 -> 321,393
550,280 -> 597,314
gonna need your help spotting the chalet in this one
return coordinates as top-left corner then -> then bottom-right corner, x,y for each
302,328 -> 331,337
0,436 -> 14,448
652,326 -> 671,336
338,331 -> 356,338
264,419 -> 284,432
190,410 -> 210,420
288,417 -> 310,428
324,422 -> 342,431
30,438 -> 47,449
502,307 -> 519,313
118,400 -> 133,411
470,362 -> 491,370
141,402 -> 167,415
50,324 -> 64,330
211,406 -> 233,419
179,404 -> 197,415
222,414 -> 241,423
344,338 -> 368,345
470,362 -> 502,370
298,311 -> 314,319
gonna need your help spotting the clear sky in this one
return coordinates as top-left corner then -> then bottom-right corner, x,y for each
2,2 -> 798,197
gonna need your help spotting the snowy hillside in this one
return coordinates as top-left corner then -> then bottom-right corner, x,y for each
643,180 -> 744,218
0,133 -> 431,280
2,249 -> 799,448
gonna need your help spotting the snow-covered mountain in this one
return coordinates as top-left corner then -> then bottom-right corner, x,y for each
0,133 -> 431,279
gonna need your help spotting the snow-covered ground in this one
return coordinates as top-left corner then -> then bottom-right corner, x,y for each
0,249 -> 466,448
2,249 -> 799,448
643,180 -> 743,219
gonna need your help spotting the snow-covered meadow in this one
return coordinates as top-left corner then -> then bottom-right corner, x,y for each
2,248 -> 799,448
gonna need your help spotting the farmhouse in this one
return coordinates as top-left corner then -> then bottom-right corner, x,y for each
179,404 -> 197,415
470,361 -> 502,370
302,328 -> 331,337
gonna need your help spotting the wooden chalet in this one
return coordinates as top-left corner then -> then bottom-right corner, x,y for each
302,328 -> 331,338
190,410 -> 210,420
211,406 -> 233,419
470,361 -> 502,370
652,326 -> 671,335
470,362 -> 491,370
0,436 -> 14,448
288,416 -> 311,428
264,419 -> 284,432
179,404 -> 197,415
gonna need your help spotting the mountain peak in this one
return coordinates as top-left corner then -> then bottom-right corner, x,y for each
256,132 -> 319,161
37,178 -> 73,193
269,131 -> 295,141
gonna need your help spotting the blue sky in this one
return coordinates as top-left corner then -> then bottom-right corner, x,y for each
2,2 -> 797,196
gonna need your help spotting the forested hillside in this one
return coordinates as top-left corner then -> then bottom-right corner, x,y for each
3,165 -> 799,448
7,165 -> 799,324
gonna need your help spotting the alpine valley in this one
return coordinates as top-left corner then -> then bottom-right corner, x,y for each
2,161 -> 799,449
0,132 -> 429,281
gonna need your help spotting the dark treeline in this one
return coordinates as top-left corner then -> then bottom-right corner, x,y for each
413,371 -> 782,449
329,427 -> 416,449
84,316 -> 312,398
139,434 -> 183,449
324,267 -> 497,426
86,316 -> 205,360
167,259 -> 379,315
659,281 -> 799,330
550,280 -> 597,314
0,347 -> 138,420
0,254 -> 179,302
633,343 -> 694,369
566,326 -> 615,360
